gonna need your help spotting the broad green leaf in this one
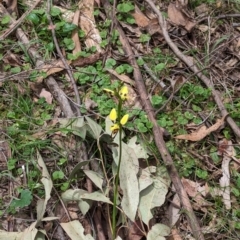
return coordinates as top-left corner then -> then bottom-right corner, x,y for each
51,7 -> 61,16
139,166 -> 170,225
11,189 -> 32,208
117,3 -> 134,13
105,58 -> 116,69
83,170 -> 103,191
85,116 -> 102,139
27,13 -> 40,24
61,221 -> 94,240
112,141 -> 139,221
147,224 -> 170,240
59,117 -> 86,139
62,23 -> 77,33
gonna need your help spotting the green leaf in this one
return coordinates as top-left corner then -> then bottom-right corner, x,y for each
196,169 -> 208,179
140,34 -> 151,43
154,63 -> 165,72
2,15 -> 10,24
105,58 -> 116,69
151,95 -> 163,106
137,122 -> 148,133
63,38 -> 75,50
117,3 -> 134,13
52,171 -> 65,180
51,7 -> 61,16
184,111 -> 194,120
62,23 -> 77,33
177,115 -> 188,125
137,58 -> 144,66
27,13 -> 40,24
10,67 -> 21,74
11,189 -> 32,208
126,15 -> 135,24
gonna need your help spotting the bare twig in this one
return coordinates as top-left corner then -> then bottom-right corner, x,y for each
46,0 -> 81,116
146,0 -> 240,139
101,0 -> 205,239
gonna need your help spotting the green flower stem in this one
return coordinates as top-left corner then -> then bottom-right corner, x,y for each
112,98 -> 123,239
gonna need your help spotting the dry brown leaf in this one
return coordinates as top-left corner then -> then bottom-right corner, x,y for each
181,178 -> 212,211
106,69 -> 135,86
3,51 -> 22,66
168,3 -> 187,26
168,194 -> 181,227
145,18 -> 163,36
4,0 -> 18,15
72,10 -> 81,55
218,139 -> 234,210
39,88 -> 53,104
37,59 -> 72,82
170,228 -> 183,240
132,5 -> 150,28
128,220 -> 145,240
168,2 -> 196,32
79,0 -> 102,52
175,116 -> 226,141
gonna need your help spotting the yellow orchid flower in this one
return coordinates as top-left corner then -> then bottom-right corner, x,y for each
109,108 -> 117,121
103,88 -> 115,96
119,85 -> 128,100
110,123 -> 120,133
120,114 -> 129,125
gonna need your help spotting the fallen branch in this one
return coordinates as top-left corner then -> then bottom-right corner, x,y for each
101,0 -> 205,239
146,0 -> 240,139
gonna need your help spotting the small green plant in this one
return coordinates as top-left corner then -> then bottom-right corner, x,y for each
104,85 -> 129,239
117,2 -> 135,24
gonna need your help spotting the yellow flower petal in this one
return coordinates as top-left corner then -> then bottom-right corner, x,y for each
109,108 -> 117,121
119,85 -> 128,100
110,123 -> 120,132
120,114 -> 129,125
104,88 -> 115,96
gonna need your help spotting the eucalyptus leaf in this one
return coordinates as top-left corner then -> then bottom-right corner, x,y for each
85,116 -> 102,139
61,220 -> 94,240
59,117 -> 86,139
147,224 -> 170,240
83,170 -> 103,191
139,166 -> 170,225
112,141 -> 139,221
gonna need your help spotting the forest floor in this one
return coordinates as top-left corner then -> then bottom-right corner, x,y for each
0,0 -> 240,239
